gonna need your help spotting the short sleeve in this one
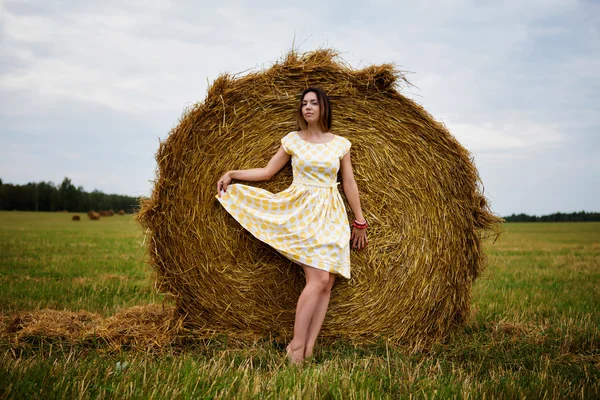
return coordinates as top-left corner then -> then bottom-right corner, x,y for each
340,137 -> 352,159
281,132 -> 294,155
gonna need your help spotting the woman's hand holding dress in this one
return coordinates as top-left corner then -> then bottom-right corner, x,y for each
217,172 -> 232,197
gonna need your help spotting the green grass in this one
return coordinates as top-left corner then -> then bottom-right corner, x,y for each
1,212 -> 599,399
0,212 -> 159,315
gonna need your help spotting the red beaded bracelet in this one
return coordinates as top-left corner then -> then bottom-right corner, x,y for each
353,219 -> 368,229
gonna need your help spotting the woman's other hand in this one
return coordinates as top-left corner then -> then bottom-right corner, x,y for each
217,172 -> 232,197
351,227 -> 368,250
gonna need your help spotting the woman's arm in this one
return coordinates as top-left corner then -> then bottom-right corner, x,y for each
217,145 -> 290,195
229,145 -> 290,181
340,150 -> 368,249
339,150 -> 365,222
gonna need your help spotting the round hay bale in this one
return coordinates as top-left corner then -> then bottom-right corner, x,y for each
72,215 -> 80,221
118,209 -> 125,216
137,49 -> 501,348
87,211 -> 100,220
107,209 -> 115,216
99,210 -> 109,217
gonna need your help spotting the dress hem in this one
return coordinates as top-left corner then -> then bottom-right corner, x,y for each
216,193 -> 351,279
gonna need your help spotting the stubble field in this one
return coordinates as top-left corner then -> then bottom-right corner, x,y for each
0,211 -> 598,399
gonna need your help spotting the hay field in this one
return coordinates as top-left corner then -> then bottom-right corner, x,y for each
1,211 -> 598,399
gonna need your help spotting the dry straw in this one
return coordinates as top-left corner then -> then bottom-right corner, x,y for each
136,49 -> 501,350
2,305 -> 180,352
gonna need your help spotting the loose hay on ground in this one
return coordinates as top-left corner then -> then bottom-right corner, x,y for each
91,305 -> 180,351
4,310 -> 102,345
2,306 -> 181,352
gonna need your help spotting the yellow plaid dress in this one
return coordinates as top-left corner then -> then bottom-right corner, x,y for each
216,131 -> 352,278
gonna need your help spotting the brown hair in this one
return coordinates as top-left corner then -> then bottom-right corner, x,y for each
296,87 -> 332,132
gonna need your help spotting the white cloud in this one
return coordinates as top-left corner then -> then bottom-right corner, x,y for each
0,2 -> 311,114
60,152 -> 81,160
446,121 -> 563,152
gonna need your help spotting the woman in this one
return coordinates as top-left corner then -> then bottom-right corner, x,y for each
216,87 -> 368,364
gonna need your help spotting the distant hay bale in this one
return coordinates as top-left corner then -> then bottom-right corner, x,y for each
87,211 -> 100,220
99,210 -> 109,217
72,215 -> 80,221
136,49 -> 501,349
118,210 -> 125,216
108,209 -> 115,216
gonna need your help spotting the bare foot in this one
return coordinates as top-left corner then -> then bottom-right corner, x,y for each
286,343 -> 304,366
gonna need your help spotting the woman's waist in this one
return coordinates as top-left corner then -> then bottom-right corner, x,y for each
292,178 -> 340,188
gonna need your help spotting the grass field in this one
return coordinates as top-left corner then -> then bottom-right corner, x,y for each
1,211 -> 598,399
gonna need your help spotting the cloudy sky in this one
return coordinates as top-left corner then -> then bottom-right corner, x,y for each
1,0 -> 598,216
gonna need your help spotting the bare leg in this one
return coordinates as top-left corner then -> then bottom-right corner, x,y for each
286,264 -> 330,365
304,274 -> 335,358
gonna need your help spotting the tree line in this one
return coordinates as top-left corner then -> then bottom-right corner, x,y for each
2,177 -> 597,221
503,211 -> 600,222
0,178 -> 139,214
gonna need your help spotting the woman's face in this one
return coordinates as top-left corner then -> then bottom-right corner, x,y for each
302,91 -> 320,124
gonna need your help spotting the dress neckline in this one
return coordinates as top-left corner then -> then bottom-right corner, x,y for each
295,131 -> 337,145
